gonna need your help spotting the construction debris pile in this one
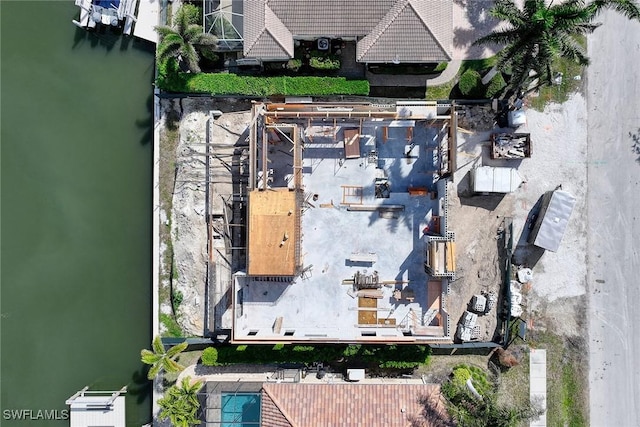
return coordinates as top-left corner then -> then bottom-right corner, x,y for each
490,133 -> 532,159
510,267 -> 533,317
457,105 -> 495,131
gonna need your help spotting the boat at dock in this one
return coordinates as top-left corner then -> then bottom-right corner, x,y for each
72,0 -> 138,36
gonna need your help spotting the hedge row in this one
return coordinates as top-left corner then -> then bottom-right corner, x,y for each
207,344 -> 430,369
157,65 -> 369,96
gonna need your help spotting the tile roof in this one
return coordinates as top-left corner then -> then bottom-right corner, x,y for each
260,389 -> 292,427
267,0 -> 395,36
242,0 -> 452,62
244,1 -> 294,59
356,0 -> 452,63
261,383 -> 449,427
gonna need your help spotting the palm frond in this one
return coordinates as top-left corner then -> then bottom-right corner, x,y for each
166,340 -> 189,358
490,0 -> 526,24
558,35 -> 591,65
192,32 -> 218,46
164,357 -> 185,373
592,0 -> 640,19
157,34 -> 183,63
184,24 -> 205,41
141,349 -> 161,365
154,25 -> 176,39
182,45 -> 201,73
147,361 -> 162,380
152,336 -> 165,354
473,28 -> 527,47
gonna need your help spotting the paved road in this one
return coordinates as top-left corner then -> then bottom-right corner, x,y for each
587,10 -> 640,427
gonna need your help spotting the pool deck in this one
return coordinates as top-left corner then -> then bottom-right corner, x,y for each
178,363 -> 428,385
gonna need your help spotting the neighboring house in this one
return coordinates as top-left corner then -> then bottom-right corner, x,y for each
261,383 -> 447,426
204,381 -> 448,427
242,0 -> 452,63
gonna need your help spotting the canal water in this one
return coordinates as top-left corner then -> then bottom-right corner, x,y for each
1,2 -> 154,425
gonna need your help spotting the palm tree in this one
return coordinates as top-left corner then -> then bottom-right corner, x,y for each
158,376 -> 204,427
155,5 -> 217,73
140,336 -> 188,380
474,0 -> 640,93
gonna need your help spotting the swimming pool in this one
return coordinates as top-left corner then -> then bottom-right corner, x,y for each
221,393 -> 261,427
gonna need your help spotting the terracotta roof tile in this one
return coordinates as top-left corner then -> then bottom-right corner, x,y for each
261,383 -> 449,427
261,388 -> 293,427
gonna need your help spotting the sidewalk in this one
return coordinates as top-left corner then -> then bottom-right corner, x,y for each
530,349 -> 547,426
364,60 -> 461,88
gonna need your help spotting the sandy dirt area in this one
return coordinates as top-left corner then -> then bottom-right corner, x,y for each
450,95 -> 588,345
159,98 -> 251,336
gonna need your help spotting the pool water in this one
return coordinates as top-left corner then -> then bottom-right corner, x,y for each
221,393 -> 261,427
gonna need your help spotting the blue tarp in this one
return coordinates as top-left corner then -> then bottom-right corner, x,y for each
94,0 -> 120,9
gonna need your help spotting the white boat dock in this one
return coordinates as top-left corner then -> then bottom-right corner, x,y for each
133,0 -> 159,43
74,0 -> 92,28
73,0 -> 157,44
122,0 -> 138,36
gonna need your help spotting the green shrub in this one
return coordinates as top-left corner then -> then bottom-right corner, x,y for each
286,59 -> 302,72
458,69 -> 483,98
442,364 -> 492,401
201,347 -> 218,366
172,289 -> 183,308
160,313 -> 183,338
485,72 -> 507,98
309,52 -> 341,70
211,344 -> 430,368
378,360 -> 420,369
343,345 -> 361,357
434,62 -> 448,73
180,3 -> 202,26
157,73 -> 369,96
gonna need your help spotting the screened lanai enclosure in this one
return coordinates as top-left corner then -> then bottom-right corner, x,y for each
204,0 -> 243,51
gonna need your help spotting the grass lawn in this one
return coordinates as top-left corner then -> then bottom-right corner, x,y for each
529,35 -> 586,110
426,57 -> 498,100
529,57 -> 584,110
527,331 -> 588,427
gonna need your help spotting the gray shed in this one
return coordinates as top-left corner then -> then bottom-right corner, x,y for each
528,190 -> 576,252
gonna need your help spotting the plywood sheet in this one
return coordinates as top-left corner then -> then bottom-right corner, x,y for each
248,189 -> 297,276
344,129 -> 360,159
358,310 -> 377,324
427,280 -> 442,312
358,297 -> 377,308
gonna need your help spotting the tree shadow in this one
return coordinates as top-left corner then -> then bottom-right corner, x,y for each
630,127 -> 640,164
512,196 -> 545,267
137,92 -> 154,145
452,0 -> 501,57
128,364 -> 153,405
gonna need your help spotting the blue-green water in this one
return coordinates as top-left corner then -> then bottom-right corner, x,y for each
221,393 -> 261,427
1,2 -> 154,425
